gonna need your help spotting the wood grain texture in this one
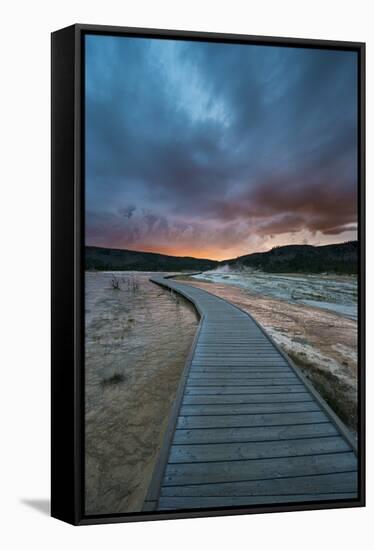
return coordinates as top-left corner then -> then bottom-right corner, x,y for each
158,493 -> 357,510
161,471 -> 358,497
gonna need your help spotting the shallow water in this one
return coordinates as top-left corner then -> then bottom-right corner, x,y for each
192,269 -> 358,320
85,272 -> 198,514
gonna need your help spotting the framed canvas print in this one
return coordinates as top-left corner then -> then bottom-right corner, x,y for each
51,24 -> 365,525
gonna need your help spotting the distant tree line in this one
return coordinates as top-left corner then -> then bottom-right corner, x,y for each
227,241 -> 358,274
86,241 -> 358,275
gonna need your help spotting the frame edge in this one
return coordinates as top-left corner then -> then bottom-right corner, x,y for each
51,23 -> 81,526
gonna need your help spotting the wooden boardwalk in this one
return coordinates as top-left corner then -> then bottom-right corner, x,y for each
144,275 -> 358,511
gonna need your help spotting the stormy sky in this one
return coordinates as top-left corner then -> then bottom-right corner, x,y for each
85,35 -> 358,260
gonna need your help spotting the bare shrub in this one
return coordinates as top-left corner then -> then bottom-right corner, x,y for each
111,276 -> 120,290
124,275 -> 139,293
101,372 -> 125,386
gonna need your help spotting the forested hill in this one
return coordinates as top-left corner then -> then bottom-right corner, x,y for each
86,241 -> 358,274
225,241 -> 358,274
85,246 -> 219,272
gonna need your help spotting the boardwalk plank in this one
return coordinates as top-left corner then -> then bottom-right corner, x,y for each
158,493 -> 357,509
161,471 -> 357,497
168,436 -> 350,463
177,411 -> 328,429
189,372 -> 296,380
192,360 -> 289,365
190,371 -> 294,377
187,379 -> 300,387
185,385 -> 305,395
179,402 -> 320,416
173,423 -> 338,444
183,392 -> 312,405
163,452 -> 357,486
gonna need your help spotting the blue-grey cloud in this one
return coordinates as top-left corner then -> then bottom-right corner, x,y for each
85,35 -> 358,258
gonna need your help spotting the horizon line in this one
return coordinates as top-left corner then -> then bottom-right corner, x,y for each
86,239 -> 358,263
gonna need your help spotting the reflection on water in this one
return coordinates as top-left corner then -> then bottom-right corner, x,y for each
85,272 -> 198,515
193,270 -> 357,320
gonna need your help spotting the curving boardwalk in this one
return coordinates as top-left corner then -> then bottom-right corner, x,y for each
143,274 -> 358,511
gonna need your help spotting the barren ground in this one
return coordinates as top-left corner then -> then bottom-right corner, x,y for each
85,272 -> 198,514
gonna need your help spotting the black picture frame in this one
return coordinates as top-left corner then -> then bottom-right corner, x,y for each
51,23 -> 365,526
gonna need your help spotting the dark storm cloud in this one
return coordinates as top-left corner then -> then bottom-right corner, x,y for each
85,35 -> 357,257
